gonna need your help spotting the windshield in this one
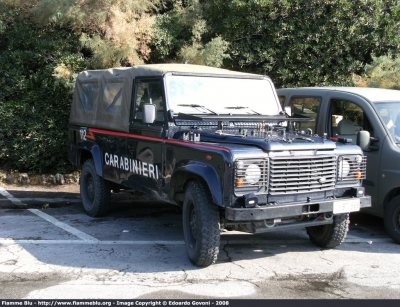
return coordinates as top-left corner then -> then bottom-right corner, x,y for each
375,101 -> 400,144
164,74 -> 280,116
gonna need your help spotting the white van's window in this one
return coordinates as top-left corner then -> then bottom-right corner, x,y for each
290,97 -> 320,132
330,100 -> 365,137
334,100 -> 363,126
278,96 -> 285,109
328,99 -> 377,145
375,102 -> 400,144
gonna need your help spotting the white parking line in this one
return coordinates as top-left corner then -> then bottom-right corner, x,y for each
0,187 -> 26,206
0,186 -> 98,242
28,209 -> 99,242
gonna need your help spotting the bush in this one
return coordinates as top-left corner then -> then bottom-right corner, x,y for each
0,20 -> 86,173
204,0 -> 400,87
149,11 -> 192,63
149,2 -> 230,67
354,55 -> 400,90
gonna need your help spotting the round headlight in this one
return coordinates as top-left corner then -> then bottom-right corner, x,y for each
338,159 -> 350,178
245,164 -> 261,184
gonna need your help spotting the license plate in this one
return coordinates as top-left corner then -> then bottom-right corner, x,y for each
333,199 -> 360,214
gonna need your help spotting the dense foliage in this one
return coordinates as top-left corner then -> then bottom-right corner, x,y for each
202,0 -> 400,87
149,2 -> 230,66
0,16 -> 86,173
354,55 -> 400,90
0,0 -> 159,173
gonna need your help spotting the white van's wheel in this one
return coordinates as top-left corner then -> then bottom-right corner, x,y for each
384,195 -> 400,244
306,213 -> 349,248
183,181 -> 220,267
80,159 -> 110,217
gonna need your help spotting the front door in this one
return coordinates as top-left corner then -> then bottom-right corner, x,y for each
325,93 -> 383,213
127,78 -> 166,198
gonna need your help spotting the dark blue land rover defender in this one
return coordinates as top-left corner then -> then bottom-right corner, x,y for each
68,64 -> 371,267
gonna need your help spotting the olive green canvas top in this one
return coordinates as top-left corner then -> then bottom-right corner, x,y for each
69,64 -> 258,132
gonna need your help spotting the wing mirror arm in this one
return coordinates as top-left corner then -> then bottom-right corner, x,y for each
284,106 -> 292,116
368,137 -> 380,151
357,131 -> 379,151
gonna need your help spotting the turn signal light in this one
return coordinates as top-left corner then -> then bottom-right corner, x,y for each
236,179 -> 244,187
355,169 -> 362,179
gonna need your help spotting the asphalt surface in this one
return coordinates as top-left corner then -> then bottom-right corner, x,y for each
1,184 -> 400,300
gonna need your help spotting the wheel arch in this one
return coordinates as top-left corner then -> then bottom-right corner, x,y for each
170,162 -> 223,207
78,145 -> 103,176
383,187 -> 400,211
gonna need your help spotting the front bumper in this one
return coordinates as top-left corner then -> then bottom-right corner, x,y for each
225,195 -> 371,221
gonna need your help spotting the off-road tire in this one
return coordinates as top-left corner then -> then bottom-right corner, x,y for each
80,159 -> 111,217
183,181 -> 220,267
384,195 -> 400,244
306,213 -> 349,248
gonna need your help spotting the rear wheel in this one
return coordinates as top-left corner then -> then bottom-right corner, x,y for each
80,159 -> 110,217
384,195 -> 400,244
306,213 -> 349,248
183,181 -> 220,267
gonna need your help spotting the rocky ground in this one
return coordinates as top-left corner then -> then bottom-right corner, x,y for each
0,171 -> 80,193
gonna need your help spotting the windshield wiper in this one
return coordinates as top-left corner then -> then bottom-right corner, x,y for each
224,106 -> 261,115
294,136 -> 315,143
177,104 -> 219,115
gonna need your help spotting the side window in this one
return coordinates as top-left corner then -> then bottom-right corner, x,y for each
290,97 -> 320,132
375,103 -> 400,141
133,80 -> 164,124
102,82 -> 124,114
79,82 -> 99,111
329,99 -> 374,142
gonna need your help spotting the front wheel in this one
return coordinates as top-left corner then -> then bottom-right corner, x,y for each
80,159 -> 111,217
384,195 -> 400,244
306,213 -> 349,248
183,181 -> 220,267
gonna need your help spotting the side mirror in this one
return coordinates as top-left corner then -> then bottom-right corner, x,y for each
168,109 -> 174,121
142,104 -> 156,124
357,130 -> 370,151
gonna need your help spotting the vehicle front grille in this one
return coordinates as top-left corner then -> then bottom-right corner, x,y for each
268,155 -> 336,195
234,154 -> 367,196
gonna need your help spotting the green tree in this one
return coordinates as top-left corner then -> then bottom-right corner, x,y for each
149,0 -> 230,67
150,9 -> 193,62
203,0 -> 400,87
354,55 -> 400,89
0,3 -> 86,173
0,0 -> 168,173
4,0 -> 160,68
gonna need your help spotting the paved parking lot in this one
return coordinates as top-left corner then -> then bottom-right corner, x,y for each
1,184 -> 400,299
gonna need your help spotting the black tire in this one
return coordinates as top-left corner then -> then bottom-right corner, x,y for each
80,159 -> 111,217
384,195 -> 400,244
306,213 -> 349,248
182,181 -> 220,267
